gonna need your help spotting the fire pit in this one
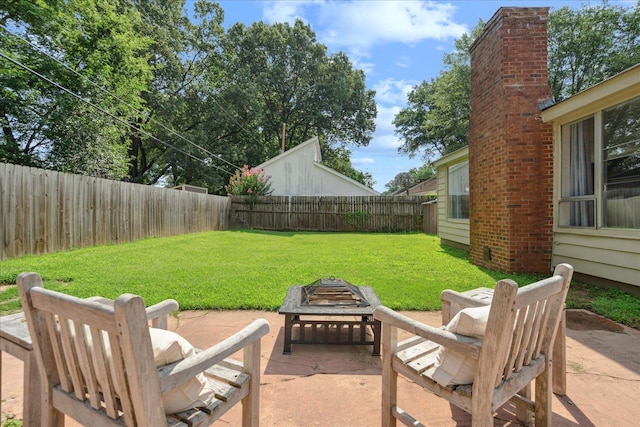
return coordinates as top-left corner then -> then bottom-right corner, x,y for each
278,277 -> 381,355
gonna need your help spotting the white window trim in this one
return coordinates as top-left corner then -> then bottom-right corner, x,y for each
553,109 -> 640,237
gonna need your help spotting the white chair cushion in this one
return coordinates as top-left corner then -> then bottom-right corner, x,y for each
149,328 -> 195,366
431,305 -> 491,387
148,328 -> 217,414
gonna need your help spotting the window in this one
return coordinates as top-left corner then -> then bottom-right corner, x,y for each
602,97 -> 640,228
448,161 -> 469,219
559,117 -> 595,227
558,96 -> 640,230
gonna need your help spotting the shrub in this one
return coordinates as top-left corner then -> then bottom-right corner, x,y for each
225,165 -> 273,196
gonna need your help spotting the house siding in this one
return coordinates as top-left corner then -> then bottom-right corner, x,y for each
542,65 -> 640,289
435,148 -> 470,248
552,233 -> 640,286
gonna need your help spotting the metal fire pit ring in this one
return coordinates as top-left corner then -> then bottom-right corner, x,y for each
278,278 -> 382,355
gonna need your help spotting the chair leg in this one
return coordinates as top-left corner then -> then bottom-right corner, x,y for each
42,393 -> 65,427
381,325 -> 397,427
515,384 -> 532,424
552,310 -> 567,395
471,412 -> 494,427
470,394 -> 495,427
534,364 -> 554,427
242,340 -> 261,427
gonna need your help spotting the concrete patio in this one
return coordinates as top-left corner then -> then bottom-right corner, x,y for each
2,308 -> 639,426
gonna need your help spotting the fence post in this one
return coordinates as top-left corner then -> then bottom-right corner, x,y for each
422,201 -> 437,235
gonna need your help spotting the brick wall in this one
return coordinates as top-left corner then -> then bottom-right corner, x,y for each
468,7 -> 554,274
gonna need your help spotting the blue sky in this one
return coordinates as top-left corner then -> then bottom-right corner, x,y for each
213,0 -> 631,192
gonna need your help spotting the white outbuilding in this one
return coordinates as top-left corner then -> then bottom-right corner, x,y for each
257,136 -> 379,196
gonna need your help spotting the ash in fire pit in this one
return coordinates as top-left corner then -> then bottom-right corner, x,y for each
301,277 -> 370,307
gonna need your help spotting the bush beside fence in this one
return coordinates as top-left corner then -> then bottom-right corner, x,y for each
230,195 -> 429,232
0,163 -> 230,260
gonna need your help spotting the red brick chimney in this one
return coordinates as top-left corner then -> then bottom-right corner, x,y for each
468,8 -> 554,274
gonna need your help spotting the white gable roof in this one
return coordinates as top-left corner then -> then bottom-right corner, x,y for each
257,137 -> 379,196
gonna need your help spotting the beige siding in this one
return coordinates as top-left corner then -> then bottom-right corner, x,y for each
434,148 -> 470,247
543,65 -> 640,289
552,232 -> 640,286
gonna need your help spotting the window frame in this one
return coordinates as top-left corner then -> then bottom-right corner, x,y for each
554,97 -> 640,234
447,160 -> 469,220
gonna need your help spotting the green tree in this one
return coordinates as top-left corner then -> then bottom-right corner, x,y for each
220,19 -> 377,186
548,2 -> 640,101
410,163 -> 436,181
1,0 -> 151,178
125,0 -> 229,188
384,163 -> 435,194
391,172 -> 415,195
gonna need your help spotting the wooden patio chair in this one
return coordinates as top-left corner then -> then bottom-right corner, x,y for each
373,263 -> 573,427
17,272 -> 270,426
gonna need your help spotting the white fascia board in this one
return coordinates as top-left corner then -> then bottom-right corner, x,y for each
313,162 -> 380,195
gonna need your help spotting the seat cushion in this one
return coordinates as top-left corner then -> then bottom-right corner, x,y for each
148,328 -> 217,414
431,305 -> 491,387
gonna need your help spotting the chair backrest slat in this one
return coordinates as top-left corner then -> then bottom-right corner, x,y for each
88,326 -> 119,418
484,269 -> 570,388
58,316 -> 86,400
514,304 -> 536,372
43,312 -> 73,392
524,300 -> 545,365
533,301 -> 551,357
114,295 -> 167,425
108,333 -> 136,424
502,309 -> 524,383
74,324 -> 101,410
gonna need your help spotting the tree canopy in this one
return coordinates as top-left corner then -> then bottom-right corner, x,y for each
393,1 -> 640,162
548,2 -> 640,100
383,163 -> 435,194
1,0 -> 151,178
1,1 -> 377,192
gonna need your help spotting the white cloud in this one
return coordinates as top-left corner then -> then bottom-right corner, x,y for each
262,1 -> 312,24
260,1 -> 467,72
352,157 -> 375,165
370,134 -> 402,150
374,78 -> 416,105
315,1 -> 468,49
374,104 -> 402,133
395,56 -> 411,68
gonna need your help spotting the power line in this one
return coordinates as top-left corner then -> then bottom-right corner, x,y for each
0,50 -> 235,176
0,24 -> 244,172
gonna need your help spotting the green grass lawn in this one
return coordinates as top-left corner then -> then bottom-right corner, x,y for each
1,230 -> 638,328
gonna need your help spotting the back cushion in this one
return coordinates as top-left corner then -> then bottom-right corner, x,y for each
431,305 -> 491,387
148,328 -> 217,414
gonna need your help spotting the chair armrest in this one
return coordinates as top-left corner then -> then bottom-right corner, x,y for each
440,289 -> 492,324
441,290 -> 491,308
145,299 -> 179,329
374,306 -> 480,360
158,318 -> 270,393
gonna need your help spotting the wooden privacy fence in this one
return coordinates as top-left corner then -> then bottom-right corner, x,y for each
230,195 -> 432,233
0,163 -> 230,260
